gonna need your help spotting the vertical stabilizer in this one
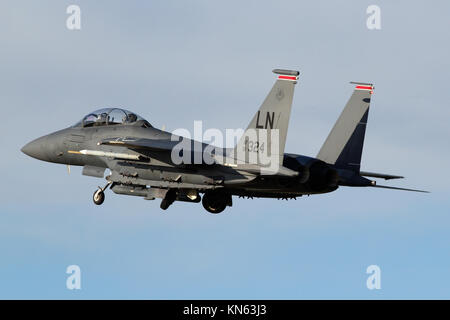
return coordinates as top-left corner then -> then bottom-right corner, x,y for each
234,69 -> 299,168
316,82 -> 373,172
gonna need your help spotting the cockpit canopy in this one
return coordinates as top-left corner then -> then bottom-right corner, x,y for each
74,108 -> 152,128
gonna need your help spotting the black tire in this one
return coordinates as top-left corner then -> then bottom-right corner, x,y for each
202,192 -> 227,214
93,189 -> 105,205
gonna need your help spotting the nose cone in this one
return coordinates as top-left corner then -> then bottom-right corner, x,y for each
21,135 -> 49,161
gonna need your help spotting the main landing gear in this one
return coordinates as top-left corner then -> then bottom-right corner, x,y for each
201,191 -> 232,214
93,182 -> 112,205
91,183 -> 232,214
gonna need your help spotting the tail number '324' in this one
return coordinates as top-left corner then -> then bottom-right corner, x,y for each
244,140 -> 265,153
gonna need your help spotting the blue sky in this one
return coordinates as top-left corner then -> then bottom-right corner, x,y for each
0,0 -> 449,299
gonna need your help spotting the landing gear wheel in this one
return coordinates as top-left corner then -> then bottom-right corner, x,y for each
202,192 -> 227,214
93,189 -> 105,205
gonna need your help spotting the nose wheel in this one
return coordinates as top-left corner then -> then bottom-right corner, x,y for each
92,182 -> 112,205
93,189 -> 105,205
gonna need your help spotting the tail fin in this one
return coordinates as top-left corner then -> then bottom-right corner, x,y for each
316,82 -> 374,172
234,69 -> 299,166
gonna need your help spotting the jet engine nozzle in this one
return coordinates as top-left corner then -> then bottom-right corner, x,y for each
308,162 -> 339,191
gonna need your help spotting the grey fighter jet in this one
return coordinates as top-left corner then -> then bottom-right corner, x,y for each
21,69 -> 427,213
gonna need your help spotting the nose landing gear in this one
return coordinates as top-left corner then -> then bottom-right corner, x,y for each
93,182 -> 112,205
93,189 -> 105,205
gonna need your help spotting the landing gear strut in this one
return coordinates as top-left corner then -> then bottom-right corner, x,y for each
160,189 -> 177,210
93,182 -> 112,205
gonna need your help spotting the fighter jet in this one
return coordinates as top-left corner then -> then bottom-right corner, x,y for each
21,69 -> 427,213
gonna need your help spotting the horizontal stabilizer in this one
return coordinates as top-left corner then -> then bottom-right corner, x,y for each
371,185 -> 429,193
360,171 -> 404,180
